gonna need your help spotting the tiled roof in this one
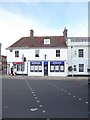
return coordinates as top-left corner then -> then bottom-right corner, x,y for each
7,36 -> 67,50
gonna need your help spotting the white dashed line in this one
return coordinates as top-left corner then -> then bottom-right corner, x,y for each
65,91 -> 67,93
73,96 -> 76,98
78,98 -> 81,101
30,108 -> 38,112
42,110 -> 46,113
37,100 -> 40,103
68,93 -> 71,95
35,97 -> 38,99
33,94 -> 36,96
85,101 -> 88,104
32,92 -> 34,94
39,105 -> 43,107
61,89 -> 63,91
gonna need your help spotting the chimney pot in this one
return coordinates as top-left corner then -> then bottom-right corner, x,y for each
30,30 -> 34,37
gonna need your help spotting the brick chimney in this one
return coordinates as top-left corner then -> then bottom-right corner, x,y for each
30,30 -> 34,37
63,27 -> 67,41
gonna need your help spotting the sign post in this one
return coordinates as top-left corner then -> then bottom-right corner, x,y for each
22,54 -> 24,76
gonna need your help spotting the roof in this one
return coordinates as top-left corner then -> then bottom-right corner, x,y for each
6,36 -> 67,50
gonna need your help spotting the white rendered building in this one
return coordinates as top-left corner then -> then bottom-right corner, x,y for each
6,28 -> 68,76
67,37 -> 90,76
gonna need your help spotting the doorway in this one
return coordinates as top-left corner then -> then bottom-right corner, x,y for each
44,61 -> 48,76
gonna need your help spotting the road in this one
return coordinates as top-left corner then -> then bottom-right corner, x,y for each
2,76 -> 88,119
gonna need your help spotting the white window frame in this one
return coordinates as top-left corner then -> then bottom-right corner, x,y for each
78,49 -> 84,58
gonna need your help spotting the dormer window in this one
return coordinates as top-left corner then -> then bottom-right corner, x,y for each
44,38 -> 50,44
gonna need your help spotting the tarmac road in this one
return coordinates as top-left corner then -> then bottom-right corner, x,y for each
2,76 -> 88,119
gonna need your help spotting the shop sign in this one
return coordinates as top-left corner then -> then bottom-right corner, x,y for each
50,61 -> 64,65
30,61 -> 42,65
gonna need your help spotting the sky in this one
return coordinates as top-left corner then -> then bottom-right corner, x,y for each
0,1 -> 89,55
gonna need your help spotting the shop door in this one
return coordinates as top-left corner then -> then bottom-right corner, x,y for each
44,61 -> 48,76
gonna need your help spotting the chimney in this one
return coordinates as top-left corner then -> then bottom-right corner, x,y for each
63,27 -> 67,41
30,30 -> 34,37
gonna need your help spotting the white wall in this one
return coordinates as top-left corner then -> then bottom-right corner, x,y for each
68,38 -> 90,75
7,48 -> 67,62
7,47 -> 68,76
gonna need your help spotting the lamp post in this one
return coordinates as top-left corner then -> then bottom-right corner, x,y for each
71,46 -> 73,77
22,54 -> 24,76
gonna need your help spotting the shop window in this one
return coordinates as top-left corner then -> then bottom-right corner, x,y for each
50,65 -> 55,72
30,61 -> 42,72
16,64 -> 25,71
79,64 -> 84,72
56,50 -> 60,57
21,64 -> 25,71
15,51 -> 19,57
30,65 -> 35,72
55,65 -> 59,72
50,61 -> 64,72
60,65 -> 64,72
17,64 -> 20,71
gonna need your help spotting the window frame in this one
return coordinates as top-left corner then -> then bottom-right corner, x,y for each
73,65 -> 77,71
78,49 -> 84,58
79,64 -> 84,72
56,50 -> 60,57
15,51 -> 19,57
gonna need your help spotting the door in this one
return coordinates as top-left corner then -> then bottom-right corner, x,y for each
44,61 -> 48,76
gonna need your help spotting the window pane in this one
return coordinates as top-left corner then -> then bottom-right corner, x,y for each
31,65 -> 34,71
56,50 -> 60,57
17,64 -> 20,71
78,49 -> 83,57
21,64 -> 25,71
39,65 -> 42,70
79,64 -> 84,72
15,51 -> 19,57
55,65 -> 59,70
60,65 -> 64,72
35,65 -> 38,71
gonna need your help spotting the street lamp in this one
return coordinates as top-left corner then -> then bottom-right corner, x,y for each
71,46 -> 73,77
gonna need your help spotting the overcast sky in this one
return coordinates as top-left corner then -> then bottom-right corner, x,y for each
0,1 -> 88,55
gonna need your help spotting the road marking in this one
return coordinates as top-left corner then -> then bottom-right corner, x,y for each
30,108 -> 38,112
85,101 -> 88,104
73,96 -> 76,98
78,98 -> 81,101
68,93 -> 71,95
61,89 -> 63,91
42,110 -> 46,113
35,97 -> 38,99
33,94 -> 36,96
65,91 -> 67,93
39,105 -> 43,107
32,92 -> 34,94
37,100 -> 40,103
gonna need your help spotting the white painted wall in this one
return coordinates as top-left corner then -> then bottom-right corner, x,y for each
7,47 -> 68,76
7,48 -> 67,62
68,37 -> 90,75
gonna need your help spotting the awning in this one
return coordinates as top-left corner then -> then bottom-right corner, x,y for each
13,62 -> 24,64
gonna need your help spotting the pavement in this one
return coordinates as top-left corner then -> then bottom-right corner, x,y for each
1,74 -> 89,80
